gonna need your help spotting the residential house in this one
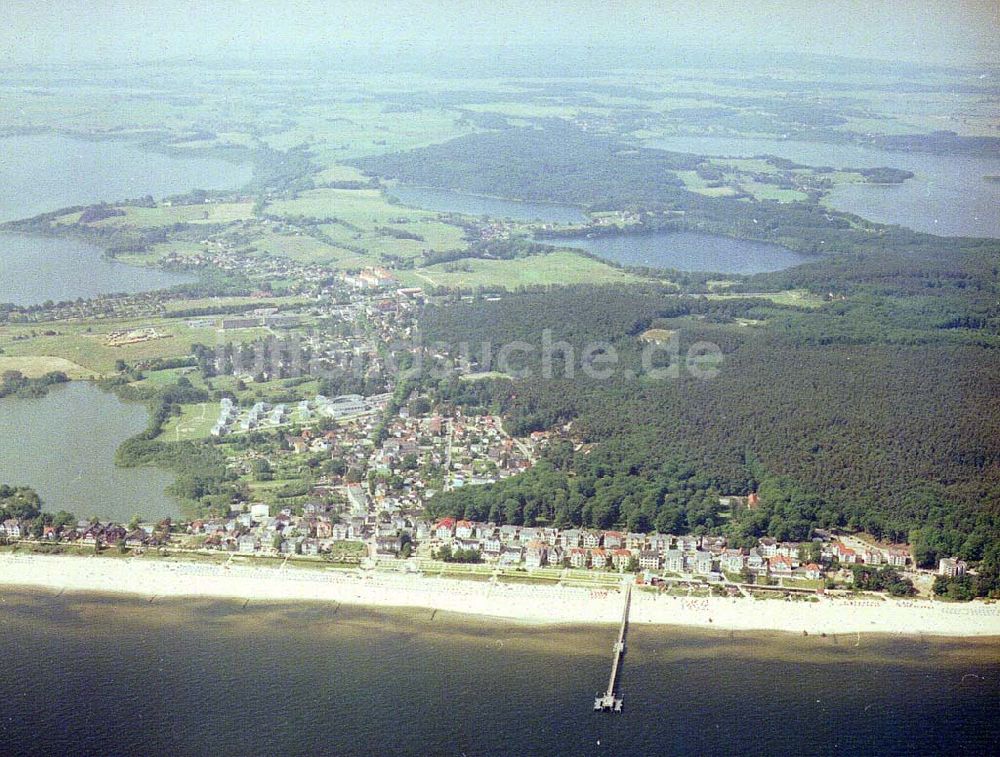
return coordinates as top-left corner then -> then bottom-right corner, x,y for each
602,531 -> 624,550
777,542 -> 800,559
769,555 -> 794,577
887,549 -> 908,568
663,549 -> 684,574
720,549 -> 746,574
2,519 -> 22,539
331,523 -> 354,541
833,542 -> 858,565
525,541 -> 548,568
701,535 -> 727,552
519,527 -> 542,545
638,550 -> 661,571
375,535 -> 403,556
801,563 -> 823,580
938,557 -> 967,577
103,525 -> 127,546
434,518 -> 456,540
499,525 -> 520,544
625,533 -> 647,551
677,536 -> 699,553
455,538 -> 482,554
590,548 -> 608,569
863,550 -> 883,566
301,539 -> 320,556
569,547 -> 589,569
746,549 -> 768,576
125,529 -> 148,548
539,527 -> 560,546
612,549 -> 633,571
498,546 -> 523,567
759,537 -> 778,557
561,529 -> 582,549
648,534 -> 671,555
580,530 -> 601,549
692,551 -> 715,575
80,524 -> 104,546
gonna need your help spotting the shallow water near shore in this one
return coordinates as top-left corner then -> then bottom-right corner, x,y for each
0,589 -> 996,757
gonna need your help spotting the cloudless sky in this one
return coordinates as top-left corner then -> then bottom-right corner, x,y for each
2,0 -> 997,68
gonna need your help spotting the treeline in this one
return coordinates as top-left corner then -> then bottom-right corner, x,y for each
859,167 -> 914,184
870,131 -> 1000,157
110,377 -> 236,515
851,565 -> 916,597
0,370 -> 69,399
0,485 -> 76,536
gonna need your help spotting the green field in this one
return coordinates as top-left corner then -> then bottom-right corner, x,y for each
0,318 -> 264,375
676,171 -> 740,198
313,164 -> 371,183
97,202 -> 255,228
398,250 -> 641,290
739,182 -> 809,203
260,187 -> 468,266
706,289 -> 829,309
0,355 -> 95,379
252,232 -> 363,265
161,402 -> 216,441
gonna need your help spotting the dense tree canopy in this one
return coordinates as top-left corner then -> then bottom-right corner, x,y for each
418,285 -> 1000,584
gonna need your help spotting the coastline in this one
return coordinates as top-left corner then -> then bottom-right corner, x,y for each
1,553 -> 998,637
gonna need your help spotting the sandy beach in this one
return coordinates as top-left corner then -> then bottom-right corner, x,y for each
1,553 -> 998,637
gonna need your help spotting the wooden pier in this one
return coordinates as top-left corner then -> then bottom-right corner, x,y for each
594,582 -> 631,713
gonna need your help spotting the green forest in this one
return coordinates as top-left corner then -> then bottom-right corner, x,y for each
416,284 -> 1000,594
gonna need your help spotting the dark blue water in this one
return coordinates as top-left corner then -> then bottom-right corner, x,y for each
389,184 -> 588,224
541,231 -> 810,274
646,136 -> 1000,238
0,592 -> 996,757
0,133 -> 252,223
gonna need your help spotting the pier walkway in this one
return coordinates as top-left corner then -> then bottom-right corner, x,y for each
594,582 -> 631,712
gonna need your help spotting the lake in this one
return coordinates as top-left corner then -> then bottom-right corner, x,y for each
646,136 -> 1000,238
541,231 -> 811,274
0,233 -> 194,306
389,184 -> 589,224
0,132 -> 247,304
0,382 -> 180,522
0,591 -> 996,757
0,132 -> 253,223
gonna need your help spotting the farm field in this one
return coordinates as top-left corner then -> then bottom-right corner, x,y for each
705,289 -> 829,308
399,250 -> 639,290
161,402 -> 216,441
0,318 -> 267,376
0,355 -> 94,379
